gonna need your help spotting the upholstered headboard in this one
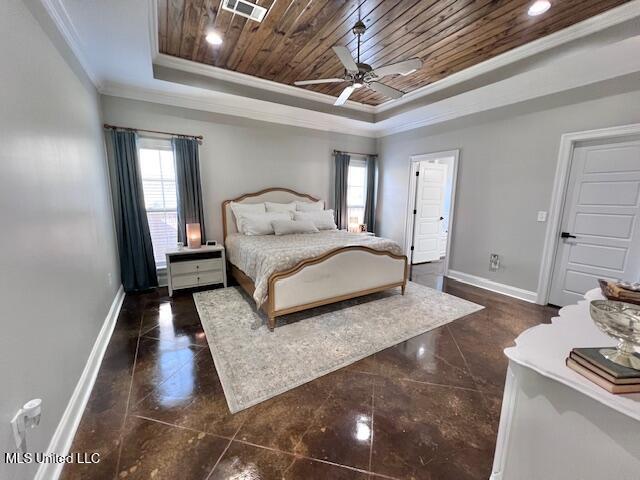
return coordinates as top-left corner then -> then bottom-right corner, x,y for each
222,188 -> 323,241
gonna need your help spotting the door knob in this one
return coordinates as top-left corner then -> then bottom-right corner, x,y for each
560,232 -> 576,239
439,216 -> 444,221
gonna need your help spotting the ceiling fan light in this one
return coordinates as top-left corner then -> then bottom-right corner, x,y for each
528,0 -> 551,16
205,31 -> 223,45
353,82 -> 363,89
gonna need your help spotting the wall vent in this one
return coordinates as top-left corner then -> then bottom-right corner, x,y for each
222,0 -> 268,22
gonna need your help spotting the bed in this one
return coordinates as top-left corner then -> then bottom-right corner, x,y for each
222,188 -> 408,331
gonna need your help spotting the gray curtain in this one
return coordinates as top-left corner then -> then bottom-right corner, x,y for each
363,155 -> 377,233
173,137 -> 206,245
334,151 -> 350,230
105,130 -> 158,292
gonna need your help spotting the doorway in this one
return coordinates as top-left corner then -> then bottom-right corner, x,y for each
404,150 -> 459,286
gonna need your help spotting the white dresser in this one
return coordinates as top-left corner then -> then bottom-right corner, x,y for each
165,245 -> 227,296
491,289 -> 640,480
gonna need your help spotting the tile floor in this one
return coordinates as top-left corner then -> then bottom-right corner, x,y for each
60,264 -> 557,480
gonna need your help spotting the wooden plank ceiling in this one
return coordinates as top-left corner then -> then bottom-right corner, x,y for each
158,0 -> 631,106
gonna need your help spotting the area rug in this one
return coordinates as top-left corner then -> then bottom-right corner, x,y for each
193,282 -> 483,413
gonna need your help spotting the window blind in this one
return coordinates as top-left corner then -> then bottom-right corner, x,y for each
347,158 -> 367,230
138,143 -> 177,268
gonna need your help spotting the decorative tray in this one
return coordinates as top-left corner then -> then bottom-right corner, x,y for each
599,280 -> 640,306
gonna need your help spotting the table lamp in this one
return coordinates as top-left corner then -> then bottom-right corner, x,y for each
186,223 -> 202,249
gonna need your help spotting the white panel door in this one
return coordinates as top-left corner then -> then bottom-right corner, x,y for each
549,139 -> 640,306
412,162 -> 447,264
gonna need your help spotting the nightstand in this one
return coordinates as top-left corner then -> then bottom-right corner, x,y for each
343,230 -> 375,236
165,245 -> 227,296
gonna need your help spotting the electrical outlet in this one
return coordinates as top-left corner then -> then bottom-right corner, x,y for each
11,399 -> 42,452
537,211 -> 547,222
489,253 -> 500,272
107,272 -> 113,287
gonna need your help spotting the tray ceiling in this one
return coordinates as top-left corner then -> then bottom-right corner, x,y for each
158,0 -> 632,106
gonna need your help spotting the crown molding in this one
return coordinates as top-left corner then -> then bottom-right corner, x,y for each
38,0 -> 102,89
102,27 -> 640,140
373,36 -> 640,137
99,81 -> 378,138
376,0 -> 640,113
148,0 -> 640,119
40,0 -> 640,139
147,0 -> 159,64
146,0 -> 373,114
153,54 -> 376,114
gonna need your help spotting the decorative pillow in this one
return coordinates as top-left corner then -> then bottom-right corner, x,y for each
272,219 -> 320,236
265,201 -> 297,213
237,212 -> 292,236
230,202 -> 266,231
293,210 -> 337,230
296,200 -> 324,211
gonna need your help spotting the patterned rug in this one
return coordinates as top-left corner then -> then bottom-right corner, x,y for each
193,282 -> 483,413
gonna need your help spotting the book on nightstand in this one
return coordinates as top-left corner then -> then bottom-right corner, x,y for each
565,347 -> 640,394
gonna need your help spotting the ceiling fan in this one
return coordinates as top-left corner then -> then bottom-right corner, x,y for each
294,20 -> 423,106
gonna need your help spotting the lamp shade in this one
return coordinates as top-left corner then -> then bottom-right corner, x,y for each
186,223 -> 202,249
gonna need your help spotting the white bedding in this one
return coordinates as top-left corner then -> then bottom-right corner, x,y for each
226,230 -> 403,307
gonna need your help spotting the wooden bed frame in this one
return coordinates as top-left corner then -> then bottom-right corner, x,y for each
222,188 -> 408,331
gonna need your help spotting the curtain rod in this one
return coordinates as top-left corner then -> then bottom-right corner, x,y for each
103,124 -> 204,141
333,149 -> 377,157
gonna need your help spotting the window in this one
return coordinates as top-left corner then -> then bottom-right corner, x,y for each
138,138 -> 177,268
347,158 -> 367,232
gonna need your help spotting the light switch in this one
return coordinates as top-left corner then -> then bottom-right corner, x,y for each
537,211 -> 547,222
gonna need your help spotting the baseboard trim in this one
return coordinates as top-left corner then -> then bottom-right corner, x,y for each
35,285 -> 125,480
447,270 -> 537,303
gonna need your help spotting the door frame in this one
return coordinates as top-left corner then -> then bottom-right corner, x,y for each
536,122 -> 640,304
404,149 -> 460,276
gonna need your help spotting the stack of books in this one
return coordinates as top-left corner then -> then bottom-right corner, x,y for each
566,348 -> 640,394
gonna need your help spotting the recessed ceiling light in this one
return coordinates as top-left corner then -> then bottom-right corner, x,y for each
528,0 -> 551,16
205,31 -> 223,45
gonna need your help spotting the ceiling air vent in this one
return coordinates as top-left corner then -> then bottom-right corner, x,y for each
222,0 -> 268,22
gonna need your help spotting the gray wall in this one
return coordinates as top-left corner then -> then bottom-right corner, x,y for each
377,88 -> 640,293
100,96 -> 377,243
0,2 -> 119,479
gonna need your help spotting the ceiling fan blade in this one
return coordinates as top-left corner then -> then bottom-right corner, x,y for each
294,78 -> 345,86
369,81 -> 404,99
372,58 -> 422,78
334,85 -> 356,106
332,46 -> 359,73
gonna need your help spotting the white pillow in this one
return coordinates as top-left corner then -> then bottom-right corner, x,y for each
296,200 -> 324,211
293,210 -> 337,230
230,202 -> 265,231
237,212 -> 292,236
272,219 -> 320,236
265,201 -> 296,213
